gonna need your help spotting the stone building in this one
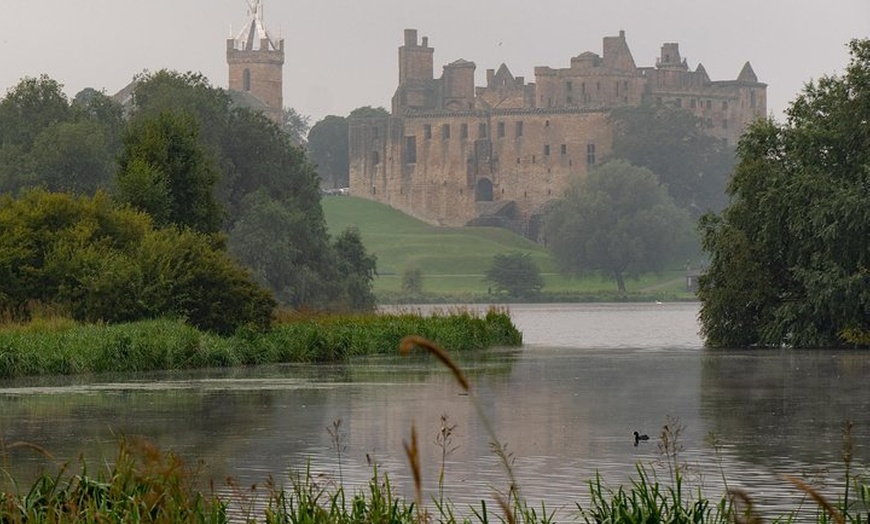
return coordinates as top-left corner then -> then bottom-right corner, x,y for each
226,0 -> 284,124
349,29 -> 766,236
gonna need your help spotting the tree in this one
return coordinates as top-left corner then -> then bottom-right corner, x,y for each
484,252 -> 544,298
282,107 -> 311,145
545,160 -> 694,292
609,103 -> 736,216
332,227 -> 378,311
0,189 -> 274,333
0,75 -> 72,150
401,266 -> 424,295
116,111 -> 224,233
307,115 -> 349,189
698,39 -> 870,348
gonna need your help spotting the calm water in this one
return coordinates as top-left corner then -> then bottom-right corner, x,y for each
1,303 -> 868,521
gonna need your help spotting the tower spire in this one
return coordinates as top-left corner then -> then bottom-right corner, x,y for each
233,0 -> 278,51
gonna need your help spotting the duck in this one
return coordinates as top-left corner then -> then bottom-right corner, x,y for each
634,431 -> 650,445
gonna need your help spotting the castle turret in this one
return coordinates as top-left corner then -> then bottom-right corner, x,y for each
227,0 -> 284,124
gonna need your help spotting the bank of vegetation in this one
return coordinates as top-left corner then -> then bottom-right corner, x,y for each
0,308 -> 520,379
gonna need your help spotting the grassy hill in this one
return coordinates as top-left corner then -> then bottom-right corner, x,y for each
322,196 -> 690,298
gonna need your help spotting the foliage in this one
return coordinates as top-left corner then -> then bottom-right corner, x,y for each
609,103 -> 736,216
0,77 -> 123,195
545,160 -> 695,292
0,309 -> 521,378
307,114 -> 349,189
402,266 -> 425,294
484,252 -> 544,298
0,190 -> 274,334
698,39 -> 870,348
282,106 -> 311,145
332,227 -> 378,311
117,110 -> 224,233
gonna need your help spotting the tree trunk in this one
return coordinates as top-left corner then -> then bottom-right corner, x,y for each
615,271 -> 626,293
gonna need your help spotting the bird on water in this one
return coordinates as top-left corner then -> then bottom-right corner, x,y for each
634,431 -> 650,446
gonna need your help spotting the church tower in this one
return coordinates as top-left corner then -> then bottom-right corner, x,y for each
227,0 -> 284,124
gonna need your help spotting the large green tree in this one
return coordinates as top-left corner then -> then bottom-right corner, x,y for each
307,115 -> 349,189
545,160 -> 694,292
698,39 -> 870,348
116,110 -> 224,233
609,103 -> 736,216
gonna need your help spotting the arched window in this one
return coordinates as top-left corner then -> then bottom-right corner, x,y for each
243,69 -> 251,92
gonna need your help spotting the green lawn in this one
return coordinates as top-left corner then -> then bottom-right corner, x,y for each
322,196 -> 692,297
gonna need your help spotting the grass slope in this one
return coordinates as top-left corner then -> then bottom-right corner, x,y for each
322,196 -> 690,297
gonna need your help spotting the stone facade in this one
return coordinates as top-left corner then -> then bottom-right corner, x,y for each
226,1 -> 284,125
349,29 -> 766,236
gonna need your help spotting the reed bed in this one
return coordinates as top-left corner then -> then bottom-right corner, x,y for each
0,309 -> 521,379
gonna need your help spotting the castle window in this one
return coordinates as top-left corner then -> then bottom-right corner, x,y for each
461,123 -> 468,139
372,151 -> 380,165
243,69 -> 251,92
567,95 -> 573,104
497,122 -> 505,138
706,100 -> 712,110
566,81 -> 573,91
657,97 -> 663,105
372,126 -> 379,139
581,82 -> 586,94
478,123 -> 487,138
404,136 -> 417,163
442,124 -> 450,139
705,118 -> 713,128
424,125 -> 432,139
544,144 -> 550,156
722,101 -> 729,110
545,119 -> 550,127
675,98 -> 682,108
690,99 -> 697,109
586,143 -> 596,166
596,82 -> 600,92
750,90 -> 757,108
561,144 -> 567,155
615,81 -> 619,96
532,155 -> 536,164
515,121 -> 523,137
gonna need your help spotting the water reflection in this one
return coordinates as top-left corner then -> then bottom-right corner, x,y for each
0,303 -> 867,521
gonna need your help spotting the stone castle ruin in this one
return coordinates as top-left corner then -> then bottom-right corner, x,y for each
348,29 -> 766,237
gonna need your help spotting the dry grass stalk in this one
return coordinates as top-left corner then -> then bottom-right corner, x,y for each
495,493 -> 517,524
727,488 -> 763,524
399,336 -> 470,392
784,474 -> 845,524
404,422 -> 424,521
4,440 -> 55,460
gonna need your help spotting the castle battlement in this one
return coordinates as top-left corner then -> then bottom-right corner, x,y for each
349,29 -> 766,238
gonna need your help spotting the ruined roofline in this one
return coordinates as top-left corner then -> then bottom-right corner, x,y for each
401,106 -> 610,118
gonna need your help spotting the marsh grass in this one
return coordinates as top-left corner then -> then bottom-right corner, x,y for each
0,308 -> 521,379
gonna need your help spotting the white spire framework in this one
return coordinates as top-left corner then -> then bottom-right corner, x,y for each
232,0 -> 279,51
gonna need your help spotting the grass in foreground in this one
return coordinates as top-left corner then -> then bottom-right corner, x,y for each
1,337 -> 867,523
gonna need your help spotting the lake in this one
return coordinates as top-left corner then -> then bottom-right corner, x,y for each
1,302 -> 868,521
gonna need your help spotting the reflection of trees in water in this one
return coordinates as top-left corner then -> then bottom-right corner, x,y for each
700,349 -> 870,466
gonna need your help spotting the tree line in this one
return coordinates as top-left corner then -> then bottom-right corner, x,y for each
0,71 -> 376,333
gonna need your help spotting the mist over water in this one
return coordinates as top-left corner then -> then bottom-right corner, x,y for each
1,303 -> 867,521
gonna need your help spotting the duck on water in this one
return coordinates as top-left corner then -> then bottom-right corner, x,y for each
634,431 -> 650,446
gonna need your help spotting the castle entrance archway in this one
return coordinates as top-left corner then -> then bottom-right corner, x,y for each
475,178 -> 493,201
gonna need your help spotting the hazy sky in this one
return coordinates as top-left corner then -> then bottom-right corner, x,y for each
2,1 -> 867,124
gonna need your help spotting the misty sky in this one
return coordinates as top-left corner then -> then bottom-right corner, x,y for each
2,1 -> 867,124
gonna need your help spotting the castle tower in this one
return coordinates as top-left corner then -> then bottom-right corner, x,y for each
227,0 -> 284,124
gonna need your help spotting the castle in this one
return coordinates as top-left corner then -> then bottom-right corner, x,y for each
348,29 -> 766,237
226,0 -> 284,125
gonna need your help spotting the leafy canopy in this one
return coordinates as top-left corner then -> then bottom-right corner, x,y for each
698,39 -> 870,348
545,160 -> 694,292
484,252 -> 544,298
